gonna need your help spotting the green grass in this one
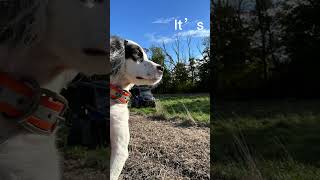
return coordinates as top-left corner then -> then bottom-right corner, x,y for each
130,94 -> 210,124
212,99 -> 320,179
63,146 -> 110,170
56,124 -> 111,171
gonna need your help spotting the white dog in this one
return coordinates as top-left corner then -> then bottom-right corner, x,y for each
109,36 -> 163,180
0,0 -> 109,179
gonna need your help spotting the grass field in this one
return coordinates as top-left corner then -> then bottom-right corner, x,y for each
130,94 -> 210,124
59,94 -> 210,179
212,99 -> 320,179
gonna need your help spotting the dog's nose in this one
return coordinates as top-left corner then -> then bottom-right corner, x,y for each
157,65 -> 164,72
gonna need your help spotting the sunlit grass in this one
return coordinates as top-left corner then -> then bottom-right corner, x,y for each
130,94 -> 210,123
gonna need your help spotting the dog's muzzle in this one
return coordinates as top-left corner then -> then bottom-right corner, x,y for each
0,72 -> 68,136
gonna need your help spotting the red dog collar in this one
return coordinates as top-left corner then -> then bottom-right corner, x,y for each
0,72 -> 68,135
110,84 -> 131,104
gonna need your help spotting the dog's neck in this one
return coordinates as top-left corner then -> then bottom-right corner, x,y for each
0,43 -> 67,86
115,83 -> 134,92
110,75 -> 134,92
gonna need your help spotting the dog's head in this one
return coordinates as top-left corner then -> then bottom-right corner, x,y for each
110,36 -> 163,86
45,0 -> 109,74
47,0 -> 107,51
0,0 -> 109,81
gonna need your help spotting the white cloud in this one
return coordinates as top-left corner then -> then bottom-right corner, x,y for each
145,33 -> 175,44
175,29 -> 210,38
145,28 -> 210,44
152,17 -> 176,24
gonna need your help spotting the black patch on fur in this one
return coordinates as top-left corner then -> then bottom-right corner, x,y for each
110,36 -> 125,75
0,0 -> 40,46
124,40 -> 143,62
110,36 -> 123,54
110,36 -> 145,76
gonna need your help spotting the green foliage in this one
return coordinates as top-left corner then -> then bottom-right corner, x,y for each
153,65 -> 174,94
149,46 -> 166,66
172,62 -> 190,92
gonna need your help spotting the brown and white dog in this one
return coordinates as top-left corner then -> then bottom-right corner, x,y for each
0,0 -> 109,179
110,36 -> 163,179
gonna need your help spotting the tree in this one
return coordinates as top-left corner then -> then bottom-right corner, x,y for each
172,62 -> 190,92
149,46 -> 173,93
212,0 -> 320,98
149,46 -> 165,66
187,36 -> 197,85
253,0 -> 273,81
212,0 -> 253,95
281,0 -> 320,96
197,37 -> 211,92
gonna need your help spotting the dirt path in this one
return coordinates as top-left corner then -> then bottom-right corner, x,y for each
121,114 -> 210,180
63,114 -> 210,180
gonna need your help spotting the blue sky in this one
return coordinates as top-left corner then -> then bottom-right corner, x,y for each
111,0 -> 210,63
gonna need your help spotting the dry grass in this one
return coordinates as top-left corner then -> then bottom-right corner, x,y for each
63,159 -> 109,180
120,114 -> 210,180
61,113 -> 209,180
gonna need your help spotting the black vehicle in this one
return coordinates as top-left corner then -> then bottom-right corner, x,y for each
130,85 -> 156,108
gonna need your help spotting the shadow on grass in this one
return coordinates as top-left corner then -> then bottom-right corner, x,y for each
214,99 -> 320,120
214,116 -> 320,164
212,100 -> 320,179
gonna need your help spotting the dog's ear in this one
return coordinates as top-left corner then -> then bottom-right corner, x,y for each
110,36 -> 124,55
124,40 -> 143,62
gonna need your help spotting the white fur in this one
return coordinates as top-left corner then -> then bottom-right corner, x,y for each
110,37 -> 163,179
0,134 -> 61,180
0,0 -> 109,179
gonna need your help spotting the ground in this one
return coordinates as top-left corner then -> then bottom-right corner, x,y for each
61,94 -> 210,179
62,114 -> 210,180
120,114 -> 210,180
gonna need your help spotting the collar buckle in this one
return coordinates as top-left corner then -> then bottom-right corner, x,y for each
0,72 -> 68,135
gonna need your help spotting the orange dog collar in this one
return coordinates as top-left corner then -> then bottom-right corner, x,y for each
110,84 -> 131,104
0,72 -> 68,135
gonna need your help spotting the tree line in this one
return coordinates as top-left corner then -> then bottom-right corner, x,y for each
148,36 -> 211,94
212,0 -> 320,98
